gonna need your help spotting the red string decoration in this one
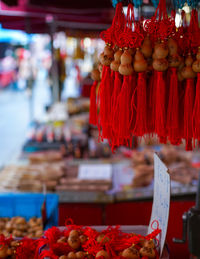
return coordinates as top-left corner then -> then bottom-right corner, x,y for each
184,78 -> 195,150
134,72 -> 147,136
89,81 -> 98,126
167,67 -> 181,145
154,71 -> 167,142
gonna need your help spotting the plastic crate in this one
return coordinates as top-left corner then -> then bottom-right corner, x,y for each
0,193 -> 58,229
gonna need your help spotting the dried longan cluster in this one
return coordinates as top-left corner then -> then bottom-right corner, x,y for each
0,217 -> 43,238
42,226 -> 159,259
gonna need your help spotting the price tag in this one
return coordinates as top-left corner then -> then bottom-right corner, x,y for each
78,164 -> 112,180
148,153 -> 170,256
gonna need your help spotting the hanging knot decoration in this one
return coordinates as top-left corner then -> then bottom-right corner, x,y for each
89,0 -> 200,152
89,69 -> 101,126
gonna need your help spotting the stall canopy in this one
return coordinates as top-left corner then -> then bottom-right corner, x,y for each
0,0 -> 114,33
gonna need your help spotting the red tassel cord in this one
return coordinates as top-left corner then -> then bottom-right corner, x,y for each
146,71 -> 156,135
184,78 -> 195,150
117,74 -> 135,146
15,238 -> 39,259
129,73 -> 138,134
178,81 -> 185,140
111,72 -> 123,129
89,81 -> 98,126
110,69 -> 115,93
98,66 -> 112,140
166,67 -> 181,145
39,249 -> 59,259
154,71 -> 167,142
110,71 -> 123,151
133,72 -> 147,137
193,73 -> 200,142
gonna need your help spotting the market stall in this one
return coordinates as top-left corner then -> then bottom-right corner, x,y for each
0,0 -> 200,258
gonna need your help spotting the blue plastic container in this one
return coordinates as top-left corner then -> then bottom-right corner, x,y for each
0,193 -> 59,229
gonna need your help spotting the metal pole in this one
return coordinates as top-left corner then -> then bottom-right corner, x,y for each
195,172 -> 200,210
49,20 -> 59,103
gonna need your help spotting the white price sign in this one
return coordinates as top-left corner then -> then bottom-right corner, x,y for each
148,153 -> 170,256
78,164 -> 112,180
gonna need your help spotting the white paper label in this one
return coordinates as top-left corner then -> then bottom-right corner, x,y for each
148,153 -> 170,256
78,164 -> 112,180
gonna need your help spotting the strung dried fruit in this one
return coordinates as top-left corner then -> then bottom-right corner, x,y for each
110,49 -> 123,71
91,69 -> 101,81
182,54 -> 196,79
141,36 -> 152,58
79,234 -> 87,243
122,246 -> 140,259
0,245 -> 9,258
68,251 -> 77,259
143,239 -> 155,248
139,246 -> 156,258
96,233 -> 110,244
168,54 -> 181,67
98,63 -> 103,79
178,71 -> 184,81
192,47 -> 200,73
69,230 -> 79,238
99,45 -> 114,66
152,58 -> 168,71
6,248 -> 13,256
104,45 -> 114,56
68,235 -> 81,249
76,251 -> 86,258
152,52 -> 157,59
99,52 -> 104,64
59,256 -> 68,259
119,50 -> 134,76
154,43 -> 169,59
185,54 -> 193,66
96,250 -> 109,258
134,49 -> 148,72
168,38 -> 178,56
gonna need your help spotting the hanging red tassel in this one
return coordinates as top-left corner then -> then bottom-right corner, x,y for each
89,81 -> 98,126
184,78 -> 195,150
98,65 -> 113,140
111,71 -> 123,126
166,67 -> 181,145
193,73 -> 200,142
154,71 -> 167,141
133,72 -> 147,136
129,73 -> 138,134
146,71 -> 156,135
110,71 -> 123,150
117,74 -> 134,145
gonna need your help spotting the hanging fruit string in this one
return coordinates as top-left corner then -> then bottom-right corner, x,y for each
181,9 -> 198,150
89,69 -> 101,126
191,10 -> 200,145
90,0 -> 200,152
97,2 -> 125,141
166,37 -> 182,145
132,49 -> 148,137
114,3 -> 136,147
